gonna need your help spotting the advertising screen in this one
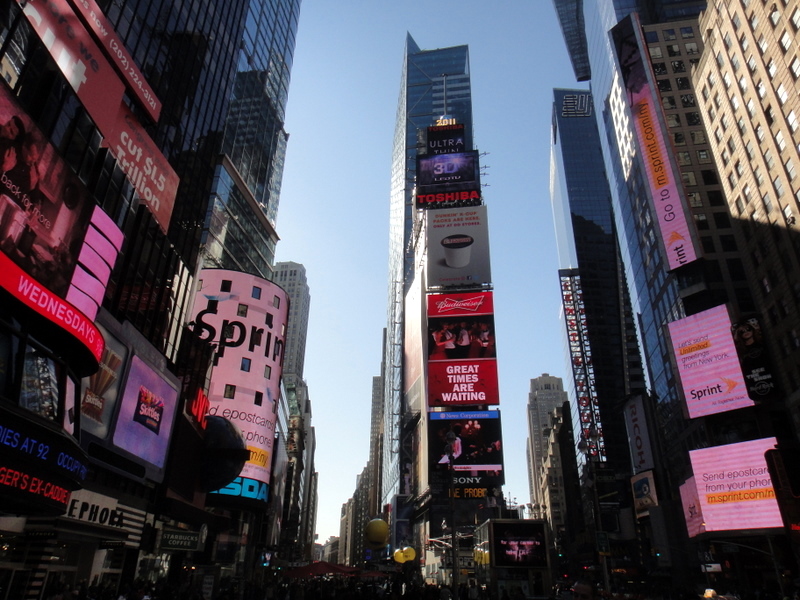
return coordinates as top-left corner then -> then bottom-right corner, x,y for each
612,15 -> 697,271
426,206 -> 492,288
427,124 -> 466,155
631,470 -> 658,518
416,150 -> 481,208
491,520 -> 548,569
731,315 -> 780,402
191,269 -> 289,505
427,292 -> 498,407
668,304 -> 753,418
688,437 -> 782,533
428,411 -> 504,489
112,355 -> 179,470
81,323 -> 129,440
679,476 -> 706,538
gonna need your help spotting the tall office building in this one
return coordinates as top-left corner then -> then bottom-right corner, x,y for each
525,374 -> 569,507
275,261 -> 311,379
382,36 -> 473,508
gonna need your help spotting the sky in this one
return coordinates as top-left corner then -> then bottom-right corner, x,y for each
273,1 -> 586,543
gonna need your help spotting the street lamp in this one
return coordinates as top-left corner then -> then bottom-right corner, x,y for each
445,431 -> 459,594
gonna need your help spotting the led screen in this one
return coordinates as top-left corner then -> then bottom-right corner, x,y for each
688,437 -> 782,533
668,304 -> 753,418
491,520 -> 548,568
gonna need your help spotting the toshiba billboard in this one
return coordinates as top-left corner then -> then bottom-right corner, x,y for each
427,292 -> 498,407
190,269 -> 289,505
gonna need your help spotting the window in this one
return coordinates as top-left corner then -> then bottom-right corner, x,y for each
723,72 -> 732,88
781,31 -> 793,51
717,50 -> 726,66
658,79 -> 673,92
645,30 -> 660,43
672,60 -> 686,73
729,172 -> 738,189
747,54 -> 758,71
757,80 -> 767,98
694,213 -> 709,229
264,365 -> 272,379
756,124 -> 766,141
707,72 -> 717,88
788,110 -> 799,132
224,384 -> 236,399
650,46 -> 663,59
221,280 -> 232,292
698,149 -> 712,163
739,76 -> 749,92
745,140 -> 756,159
667,44 -> 681,57
765,148 -> 775,168
784,204 -> 796,224
768,59 -> 778,78
688,192 -> 703,207
734,10 -> 743,26
731,55 -> 741,72
678,151 -> 692,166
663,95 -> 677,109
664,29 -> 677,41
771,7 -> 782,25
686,42 -> 699,55
776,130 -> 787,151
691,130 -> 707,144
654,62 -> 668,75
754,165 -> 765,186
736,196 -> 746,214
677,77 -> 691,90
254,391 -> 263,406
237,304 -> 248,317
273,295 -> 281,308
793,57 -> 800,78
682,171 -> 698,186
793,7 -> 800,29
774,176 -> 785,197
721,235 -> 739,252
737,117 -> 747,133
673,132 -> 686,146
724,33 -> 733,50
751,13 -> 760,29
777,83 -> 789,104
731,95 -> 741,110
681,26 -> 694,38
741,35 -> 750,51
758,34 -> 768,53
667,114 -> 681,127
764,192 -> 775,212
686,112 -> 702,126
252,286 -> 262,299
786,156 -> 797,180
747,97 -> 757,116
736,161 -> 745,176
241,357 -> 251,372
207,299 -> 219,313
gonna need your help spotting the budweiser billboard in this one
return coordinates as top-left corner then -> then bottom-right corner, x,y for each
190,269 -> 289,505
427,292 -> 498,407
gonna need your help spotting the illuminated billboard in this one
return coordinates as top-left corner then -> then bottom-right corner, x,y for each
426,206 -> 492,288
81,323 -> 129,440
631,470 -> 658,518
612,15 -> 697,271
731,315 -> 780,402
427,292 -> 498,407
112,355 -> 180,470
191,269 -> 289,505
687,437 -> 782,534
679,476 -> 706,538
490,520 -> 548,569
428,410 -> 504,490
17,0 -> 178,232
427,124 -> 466,155
668,304 -> 753,418
416,150 -> 481,208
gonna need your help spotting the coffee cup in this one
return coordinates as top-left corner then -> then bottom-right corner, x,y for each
441,234 -> 473,268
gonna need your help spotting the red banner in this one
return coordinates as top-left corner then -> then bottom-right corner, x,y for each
428,359 -> 499,407
0,252 -> 104,362
66,0 -> 162,122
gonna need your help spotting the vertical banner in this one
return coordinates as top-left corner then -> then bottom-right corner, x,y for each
624,395 -> 654,472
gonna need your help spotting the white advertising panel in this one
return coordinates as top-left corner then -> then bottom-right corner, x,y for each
426,206 -> 492,288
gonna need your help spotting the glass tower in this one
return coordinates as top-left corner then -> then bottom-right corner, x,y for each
383,35 -> 473,507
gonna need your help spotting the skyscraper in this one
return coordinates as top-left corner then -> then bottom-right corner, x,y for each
526,374 -> 569,507
275,261 -> 311,379
382,35 -> 473,508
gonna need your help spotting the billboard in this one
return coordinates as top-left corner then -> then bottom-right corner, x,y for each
426,206 -> 492,288
612,15 -> 697,271
112,355 -> 180,470
624,395 -> 654,473
631,470 -> 658,518
191,269 -> 289,505
427,124 -> 466,155
679,476 -> 706,538
668,304 -> 753,418
65,0 -> 163,122
687,437 -> 782,534
427,292 -> 498,407
731,315 -> 780,402
428,410 -> 504,490
491,520 -> 548,569
80,323 -> 129,440
17,0 -> 178,232
416,150 -> 481,208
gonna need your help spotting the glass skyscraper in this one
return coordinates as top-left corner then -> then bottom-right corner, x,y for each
382,35 -> 473,506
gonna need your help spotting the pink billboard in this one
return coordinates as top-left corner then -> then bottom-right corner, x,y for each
668,304 -> 753,418
191,269 -> 289,504
612,15 -> 697,271
679,476 -> 706,538
688,437 -> 782,533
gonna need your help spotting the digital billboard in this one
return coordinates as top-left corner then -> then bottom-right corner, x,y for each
427,124 -> 466,155
687,437 -> 782,533
631,470 -> 658,518
426,206 -> 492,288
731,315 -> 780,402
612,15 -> 697,271
428,411 -> 504,490
191,269 -> 289,505
427,292 -> 498,407
17,0 -> 178,233
416,150 -> 481,208
679,476 -> 706,538
81,323 -> 129,440
491,520 -> 548,569
112,355 -> 180,470
668,304 -> 753,418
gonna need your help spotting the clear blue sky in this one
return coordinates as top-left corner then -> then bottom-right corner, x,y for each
274,1 -> 586,543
